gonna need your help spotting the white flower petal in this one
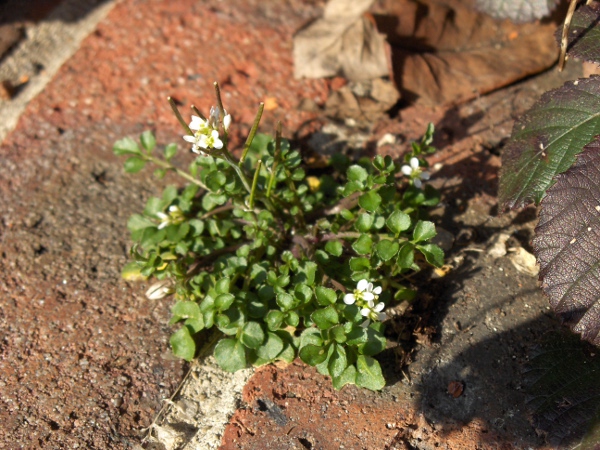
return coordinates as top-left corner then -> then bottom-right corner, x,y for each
357,279 -> 369,292
156,212 -> 168,220
410,157 -> 420,169
373,286 -> 382,295
183,135 -> 196,143
363,292 -> 375,301
421,171 -> 431,180
223,114 -> 231,131
213,138 -> 223,149
360,307 -> 371,317
343,294 -> 356,305
374,302 -> 385,312
157,221 -> 169,230
401,165 -> 412,176
189,115 -> 206,131
413,178 -> 422,189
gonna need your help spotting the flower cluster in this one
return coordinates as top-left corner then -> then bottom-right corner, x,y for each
183,106 -> 231,156
344,279 -> 387,327
401,157 -> 430,189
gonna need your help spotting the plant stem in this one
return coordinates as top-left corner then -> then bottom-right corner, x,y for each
249,160 -> 262,210
147,154 -> 209,190
240,103 -> 264,165
559,0 -> 578,71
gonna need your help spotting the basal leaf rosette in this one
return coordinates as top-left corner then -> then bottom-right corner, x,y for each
533,137 -> 600,346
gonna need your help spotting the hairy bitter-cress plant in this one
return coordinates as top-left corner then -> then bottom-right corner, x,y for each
114,83 -> 443,391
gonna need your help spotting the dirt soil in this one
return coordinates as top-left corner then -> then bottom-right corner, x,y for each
0,0 -> 594,449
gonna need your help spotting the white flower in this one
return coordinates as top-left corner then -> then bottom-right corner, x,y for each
401,157 -> 430,189
183,110 -> 226,155
156,205 -> 183,229
145,280 -> 174,300
343,279 -> 382,304
223,113 -> 231,131
359,299 -> 387,328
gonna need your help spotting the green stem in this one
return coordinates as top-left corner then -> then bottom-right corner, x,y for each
147,154 -> 208,190
248,160 -> 262,210
266,122 -> 282,198
240,103 -> 264,165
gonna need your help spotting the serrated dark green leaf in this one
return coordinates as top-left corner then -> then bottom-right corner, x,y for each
533,140 -> 600,345
475,0 -> 558,23
500,76 -> 600,211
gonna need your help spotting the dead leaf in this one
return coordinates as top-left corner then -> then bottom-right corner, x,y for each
325,78 -> 399,121
374,0 -> 559,105
293,0 -> 390,81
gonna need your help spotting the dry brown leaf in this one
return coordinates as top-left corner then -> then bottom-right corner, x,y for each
293,0 -> 390,81
374,0 -> 559,106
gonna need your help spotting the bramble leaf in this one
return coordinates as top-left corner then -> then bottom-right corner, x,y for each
533,140 -> 600,345
499,76 -> 600,211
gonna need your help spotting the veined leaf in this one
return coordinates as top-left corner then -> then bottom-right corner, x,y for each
500,76 -> 600,211
533,139 -> 600,345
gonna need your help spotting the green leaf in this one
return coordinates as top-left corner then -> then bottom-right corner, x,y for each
215,293 -> 235,311
359,327 -> 387,356
241,322 -> 265,349
412,220 -> 437,242
358,191 -> 382,212
311,306 -> 339,330
325,240 -> 343,257
346,326 -> 368,345
355,213 -> 374,232
266,310 -> 285,331
328,344 -> 348,378
164,143 -> 177,160
140,130 -> 156,152
347,165 -> 368,182
276,292 -> 296,311
349,257 -> 370,272
315,286 -> 337,306
215,277 -> 231,294
352,234 -> 373,255
113,137 -> 141,156
356,355 -> 385,390
417,243 -> 445,268
285,311 -> 300,327
294,283 -> 313,304
332,364 -> 356,390
127,214 -> 155,232
397,242 -> 415,269
329,325 -> 347,344
386,210 -> 411,234
500,77 -> 600,210
299,344 -> 328,366
124,157 -> 146,173
256,332 -> 284,361
376,240 -> 400,261
214,338 -> 247,372
172,301 -> 201,319
206,171 -> 227,192
202,192 -> 228,211
170,327 -> 196,361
